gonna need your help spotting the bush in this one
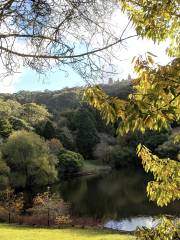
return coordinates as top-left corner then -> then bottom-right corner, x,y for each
136,216 -> 180,240
155,139 -> 180,160
109,146 -> 136,168
58,150 -> 84,175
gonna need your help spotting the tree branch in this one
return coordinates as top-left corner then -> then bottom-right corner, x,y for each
0,35 -> 137,60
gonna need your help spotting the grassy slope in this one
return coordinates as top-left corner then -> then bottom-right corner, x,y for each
81,161 -> 111,175
0,224 -> 134,240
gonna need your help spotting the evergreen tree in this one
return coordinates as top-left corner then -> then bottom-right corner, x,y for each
74,109 -> 99,159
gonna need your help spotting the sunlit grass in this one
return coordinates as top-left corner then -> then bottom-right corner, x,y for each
0,224 -> 134,240
82,160 -> 111,174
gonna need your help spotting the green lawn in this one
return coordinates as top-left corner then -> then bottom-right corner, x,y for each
0,224 -> 134,240
81,160 -> 111,175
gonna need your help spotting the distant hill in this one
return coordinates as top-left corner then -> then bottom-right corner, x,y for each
0,80 -> 132,115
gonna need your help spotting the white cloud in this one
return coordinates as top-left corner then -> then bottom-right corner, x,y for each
100,9 -> 171,82
0,6 -> 172,92
0,71 -> 23,93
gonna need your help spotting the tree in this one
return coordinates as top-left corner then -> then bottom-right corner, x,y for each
0,0 -> 136,81
119,0 -> 179,58
0,98 -> 50,135
2,130 -> 58,188
41,120 -> 56,140
58,150 -> 84,175
84,0 -> 180,238
28,188 -> 70,226
73,109 -> 100,159
56,126 -> 76,151
9,116 -> 32,131
0,188 -> 24,223
0,99 -> 21,119
21,103 -> 50,127
93,133 -> 116,164
84,0 -> 180,202
47,138 -> 63,156
0,118 -> 13,138
109,146 -> 136,168
0,153 -> 10,189
136,216 -> 180,240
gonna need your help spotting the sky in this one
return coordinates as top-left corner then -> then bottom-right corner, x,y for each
0,9 -> 171,94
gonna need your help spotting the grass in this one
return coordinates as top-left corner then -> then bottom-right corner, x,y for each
0,224 -> 134,240
81,160 -> 111,175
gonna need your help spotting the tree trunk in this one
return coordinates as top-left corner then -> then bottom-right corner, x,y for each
8,212 -> 11,224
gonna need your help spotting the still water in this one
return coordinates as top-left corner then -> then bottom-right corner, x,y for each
56,169 -> 179,231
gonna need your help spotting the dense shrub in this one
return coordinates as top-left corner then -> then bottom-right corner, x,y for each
155,139 -> 180,160
58,150 -> 84,175
109,146 -> 136,168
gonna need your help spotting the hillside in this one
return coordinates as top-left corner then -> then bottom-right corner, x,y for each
0,80 -> 179,166
0,80 -> 132,115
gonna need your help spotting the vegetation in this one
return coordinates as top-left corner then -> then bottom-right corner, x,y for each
72,109 -> 100,159
81,161 -> 111,175
83,0 -> 180,238
0,98 -> 49,139
1,131 -> 58,188
0,0 -> 179,238
136,216 -> 180,240
0,153 -> 10,189
0,189 -> 23,223
58,150 -> 84,175
28,189 -> 70,227
47,138 -> 64,156
0,1 -> 136,81
84,0 -> 180,202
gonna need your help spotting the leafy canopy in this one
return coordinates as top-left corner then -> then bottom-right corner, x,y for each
119,0 -> 180,57
2,130 -> 58,188
84,0 -> 180,208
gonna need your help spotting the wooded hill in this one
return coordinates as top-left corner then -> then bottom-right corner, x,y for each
0,80 -> 179,168
0,80 -> 132,115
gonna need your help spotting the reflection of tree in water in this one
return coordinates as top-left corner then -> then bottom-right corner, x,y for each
58,169 -> 179,221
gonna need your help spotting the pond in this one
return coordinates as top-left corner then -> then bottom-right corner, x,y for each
55,169 -> 179,231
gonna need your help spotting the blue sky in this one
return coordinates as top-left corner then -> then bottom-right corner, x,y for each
0,10 -> 171,93
0,37 -> 170,93
15,66 -> 84,92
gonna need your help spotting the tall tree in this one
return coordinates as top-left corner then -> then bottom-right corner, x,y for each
73,109 -> 99,159
84,0 -> 180,206
2,130 -> 58,188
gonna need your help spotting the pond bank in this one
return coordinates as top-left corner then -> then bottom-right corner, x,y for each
78,161 -> 111,176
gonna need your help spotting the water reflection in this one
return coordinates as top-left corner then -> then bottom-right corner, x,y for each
57,169 -> 179,221
104,217 -> 160,231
